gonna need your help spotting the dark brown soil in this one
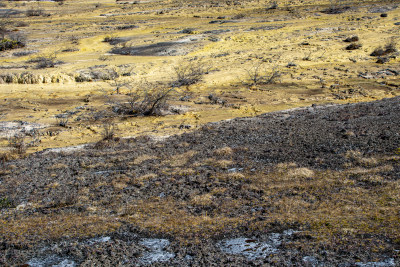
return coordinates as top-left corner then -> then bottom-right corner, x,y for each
1,96 -> 399,266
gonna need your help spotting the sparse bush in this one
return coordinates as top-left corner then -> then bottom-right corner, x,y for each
99,55 -> 113,61
56,114 -> 69,127
8,133 -> 27,154
26,7 -> 45,17
101,121 -> 116,140
346,43 -> 362,50
15,21 -> 29,27
28,53 -> 61,69
61,47 -> 79,53
232,13 -> 245,19
376,57 -> 390,64
172,60 -> 210,87
0,197 -> 14,209
242,61 -> 281,87
371,41 -> 397,56
343,36 -> 359,43
322,0 -> 350,14
0,35 -> 25,51
117,24 -> 138,30
103,35 -> 118,43
69,36 -> 80,44
266,1 -> 278,10
54,0 -> 65,5
112,81 -> 175,116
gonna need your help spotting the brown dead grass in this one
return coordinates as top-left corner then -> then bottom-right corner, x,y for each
0,214 -> 121,245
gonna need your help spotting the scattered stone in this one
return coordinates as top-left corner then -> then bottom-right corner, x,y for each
117,24 -> 138,30
139,239 -> 175,264
343,36 -> 359,42
217,232 -> 295,260
218,237 -> 279,260
87,236 -> 111,244
303,256 -> 319,266
354,258 -> 395,267
27,255 -> 76,267
376,57 -> 390,64
249,25 -> 285,31
346,43 -> 362,50
178,28 -> 196,34
369,6 -> 397,13
203,29 -> 230,34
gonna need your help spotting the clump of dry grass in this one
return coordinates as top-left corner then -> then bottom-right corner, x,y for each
190,193 -> 213,206
286,167 -> 314,178
345,150 -> 379,167
213,146 -> 233,157
164,150 -> 197,167
133,154 -> 157,165
218,172 -> 247,181
0,214 -> 121,245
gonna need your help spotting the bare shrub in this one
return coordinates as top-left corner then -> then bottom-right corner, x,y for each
112,81 -> 175,116
101,121 -> 116,140
54,0 -> 65,5
171,60 -> 211,87
242,61 -> 281,87
343,36 -> 359,43
0,17 -> 11,38
346,43 -> 362,50
371,41 -> 397,56
266,1 -> 278,10
7,129 -> 40,154
8,133 -> 27,154
27,53 -> 61,69
26,7 -> 46,17
322,0 -> 350,14
103,35 -> 118,43
55,114 -> 69,127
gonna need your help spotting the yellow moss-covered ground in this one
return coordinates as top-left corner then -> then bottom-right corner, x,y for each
1,0 -> 399,153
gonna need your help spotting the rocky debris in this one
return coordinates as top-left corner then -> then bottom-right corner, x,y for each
0,121 -> 46,138
202,29 -> 231,34
27,255 -> 76,267
116,25 -> 138,30
2,97 -> 400,266
321,6 -> 351,14
138,239 -> 175,265
248,25 -> 285,31
86,236 -> 111,245
111,39 -> 200,56
217,231 -> 295,260
358,69 -> 399,79
343,36 -> 359,42
368,6 -> 398,13
355,258 -> 395,267
302,256 -> 319,266
0,72 -> 73,84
